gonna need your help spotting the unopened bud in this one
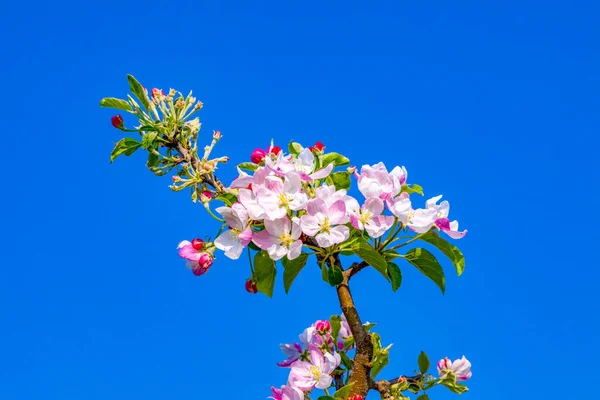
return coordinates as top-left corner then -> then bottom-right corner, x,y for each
151,88 -> 164,100
191,238 -> 204,251
200,191 -> 213,203
347,166 -> 357,174
213,130 -> 222,140
189,96 -> 196,104
245,279 -> 258,294
111,115 -> 124,129
172,175 -> 181,182
175,99 -> 185,109
198,253 -> 214,269
266,145 -> 281,155
194,101 -> 204,111
315,320 -> 331,333
169,88 -> 176,97
348,396 -> 364,400
250,148 -> 266,164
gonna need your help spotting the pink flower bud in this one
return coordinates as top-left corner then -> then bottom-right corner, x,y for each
111,115 -> 124,129
200,191 -> 213,203
151,88 -> 164,99
250,148 -> 266,164
348,396 -> 364,400
245,279 -> 258,294
347,165 -> 357,175
192,265 -> 208,276
309,141 -> 325,152
198,253 -> 213,269
315,320 -> 331,333
191,238 -> 204,251
266,145 -> 281,155
213,130 -> 222,140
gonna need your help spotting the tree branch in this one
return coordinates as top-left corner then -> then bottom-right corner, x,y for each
369,375 -> 422,398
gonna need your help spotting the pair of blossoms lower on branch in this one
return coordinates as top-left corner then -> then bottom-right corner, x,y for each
177,144 -> 467,275
269,317 -> 472,400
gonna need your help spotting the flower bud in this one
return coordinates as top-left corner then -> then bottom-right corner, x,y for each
213,130 -> 222,140
309,141 -> 325,152
348,396 -> 364,400
191,238 -> 204,251
245,279 -> 258,294
266,145 -> 281,155
315,320 -> 331,333
175,99 -> 185,109
168,88 -> 176,97
200,191 -> 213,203
172,175 -> 181,182
111,115 -> 124,129
151,88 -> 164,99
347,166 -> 357,175
250,148 -> 266,164
198,253 -> 214,269
194,101 -> 203,111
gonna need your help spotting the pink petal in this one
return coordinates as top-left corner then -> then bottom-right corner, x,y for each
238,226 -> 253,246
327,200 -> 347,224
178,245 -> 200,261
252,230 -> 279,250
309,162 -> 334,180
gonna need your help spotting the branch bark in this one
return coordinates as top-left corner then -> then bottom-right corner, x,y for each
335,260 -> 372,397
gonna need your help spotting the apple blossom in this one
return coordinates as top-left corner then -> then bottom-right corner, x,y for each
292,148 -> 334,181
288,344 -> 341,391
276,342 -> 304,367
252,217 -> 303,261
437,356 -> 472,381
354,162 -> 403,200
177,240 -> 214,275
255,172 -> 308,220
268,385 -> 304,400
347,197 -> 395,238
214,203 -> 253,259
300,198 -> 350,247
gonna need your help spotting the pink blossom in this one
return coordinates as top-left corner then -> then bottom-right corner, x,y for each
315,320 -> 331,333
300,198 -> 349,247
268,385 -> 304,400
288,344 -> 341,391
428,195 -> 467,239
252,217 -> 303,261
255,172 -> 308,220
347,197 -> 394,238
337,314 -> 353,350
292,148 -> 334,181
251,148 -> 266,164
276,343 -> 303,367
214,203 -> 253,259
355,162 -> 404,200
437,356 -> 472,381
386,192 -> 413,224
177,240 -> 213,275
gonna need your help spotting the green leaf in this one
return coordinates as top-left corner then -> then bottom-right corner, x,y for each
247,241 -> 260,251
237,162 -> 258,172
316,397 -> 335,400
126,74 -> 151,110
320,152 -> 350,167
254,251 -> 276,298
420,231 -> 465,276
110,138 -> 141,162
405,248 -> 445,294
387,262 -> 402,291
402,183 -> 424,196
416,394 -> 430,400
282,253 -> 309,293
141,131 -> 158,150
370,333 -> 391,378
215,193 -> 237,206
147,151 -> 160,168
330,315 -> 342,343
331,171 -> 351,190
418,350 -> 430,375
327,264 -> 343,286
352,239 -> 388,279
339,351 -> 353,369
288,141 -> 303,156
100,97 -> 132,111
333,383 -> 355,398
439,373 -> 469,394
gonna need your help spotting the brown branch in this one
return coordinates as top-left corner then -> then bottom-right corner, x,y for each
335,261 -> 373,397
370,375 -> 421,398
172,141 -> 225,193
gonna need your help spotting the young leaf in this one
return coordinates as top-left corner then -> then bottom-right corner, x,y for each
420,231 -> 465,276
418,350 -> 430,374
100,97 -> 132,111
215,193 -> 237,206
416,395 -> 430,400
141,131 -> 158,150
387,262 -> 402,291
126,74 -> 151,110
330,315 -> 342,343
288,141 -> 303,156
402,183 -> 424,196
405,248 -> 445,294
327,264 -> 343,286
237,162 -> 258,172
254,251 -> 276,298
333,383 -> 355,398
331,171 -> 351,190
316,397 -> 335,400
147,151 -> 160,168
320,152 -> 350,167
110,138 -> 141,162
282,253 -> 309,293
352,239 -> 388,279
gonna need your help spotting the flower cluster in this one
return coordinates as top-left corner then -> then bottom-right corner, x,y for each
199,142 -> 466,265
270,316 -> 352,398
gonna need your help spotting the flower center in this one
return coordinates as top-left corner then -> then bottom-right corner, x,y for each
278,192 -> 291,208
279,231 -> 294,247
230,228 -> 241,238
359,211 -> 372,224
309,365 -> 321,381
320,217 -> 332,234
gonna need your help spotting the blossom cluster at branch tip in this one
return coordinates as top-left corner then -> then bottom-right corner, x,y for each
437,356 -> 472,381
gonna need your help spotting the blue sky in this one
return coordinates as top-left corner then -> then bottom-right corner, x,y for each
1,1 -> 599,399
